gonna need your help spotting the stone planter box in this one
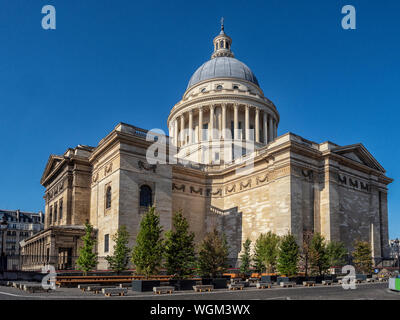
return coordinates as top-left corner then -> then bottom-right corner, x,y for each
261,275 -> 277,283
168,279 -> 198,291
277,277 -> 289,285
201,278 -> 228,289
131,280 -> 161,292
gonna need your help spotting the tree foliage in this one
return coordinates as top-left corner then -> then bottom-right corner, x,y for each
253,232 -> 280,273
197,229 -> 229,278
105,225 -> 131,274
164,211 -> 196,279
352,240 -> 372,274
76,221 -> 98,275
309,233 -> 330,275
326,241 -> 348,267
277,233 -> 299,277
131,207 -> 164,278
239,239 -> 252,275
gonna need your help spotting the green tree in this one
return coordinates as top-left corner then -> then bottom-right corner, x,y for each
131,207 -> 164,278
309,233 -> 330,275
164,211 -> 196,279
76,221 -> 98,275
253,234 -> 267,273
252,232 -> 280,273
352,240 -> 372,274
263,232 -> 281,273
326,241 -> 348,267
239,239 -> 252,276
277,233 -> 299,277
105,225 -> 131,274
197,229 -> 229,278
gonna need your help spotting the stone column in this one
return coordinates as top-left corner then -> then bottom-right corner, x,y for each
263,112 -> 268,144
269,115 -> 274,142
198,107 -> 203,142
245,104 -> 249,140
180,114 -> 185,146
188,110 -> 193,144
255,108 -> 260,143
174,118 -> 178,146
274,119 -> 278,138
221,103 -> 226,140
233,104 -> 238,140
209,105 -> 214,141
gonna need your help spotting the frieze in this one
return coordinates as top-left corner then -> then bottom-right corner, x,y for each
138,160 -> 156,173
256,174 -> 268,185
206,188 -> 223,197
190,186 -> 203,195
226,184 -> 236,194
349,178 -> 358,188
104,162 -> 113,176
338,173 -> 369,192
301,169 -> 313,180
240,179 -> 252,191
172,183 -> 186,192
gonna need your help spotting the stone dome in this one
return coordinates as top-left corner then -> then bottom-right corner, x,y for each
187,57 -> 259,89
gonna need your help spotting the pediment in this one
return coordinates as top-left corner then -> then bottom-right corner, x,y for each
40,155 -> 64,185
332,144 -> 385,173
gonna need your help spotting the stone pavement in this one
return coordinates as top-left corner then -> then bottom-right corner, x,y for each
0,282 -> 399,300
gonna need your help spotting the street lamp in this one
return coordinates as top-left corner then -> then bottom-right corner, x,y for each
0,216 -> 8,273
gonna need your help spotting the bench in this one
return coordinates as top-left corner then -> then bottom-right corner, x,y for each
228,283 -> 244,290
366,278 -> 375,283
153,286 -> 175,294
102,288 -> 128,297
230,278 -> 243,284
78,284 -> 91,291
248,277 -> 260,283
256,282 -> 271,289
280,282 -> 296,288
22,284 -> 50,293
193,285 -> 213,292
322,280 -> 333,286
88,286 -> 116,294
378,277 -> 388,282
303,281 -> 316,287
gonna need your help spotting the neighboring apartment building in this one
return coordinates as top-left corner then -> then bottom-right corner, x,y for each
0,209 -> 44,257
389,239 -> 400,261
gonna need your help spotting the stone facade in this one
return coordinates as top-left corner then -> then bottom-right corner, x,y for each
20,25 -> 393,271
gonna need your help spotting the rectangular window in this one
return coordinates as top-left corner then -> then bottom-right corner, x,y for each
54,203 -> 57,222
59,200 -> 63,221
104,234 -> 109,253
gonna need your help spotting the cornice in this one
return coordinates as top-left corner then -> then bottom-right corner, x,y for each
168,94 -> 279,124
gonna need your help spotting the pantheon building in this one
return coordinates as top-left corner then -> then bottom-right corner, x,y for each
21,24 -> 393,270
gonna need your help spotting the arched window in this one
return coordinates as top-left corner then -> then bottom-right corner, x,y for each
216,85 -> 223,90
140,185 -> 153,207
106,186 -> 112,209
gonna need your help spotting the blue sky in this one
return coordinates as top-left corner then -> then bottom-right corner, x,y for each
0,0 -> 399,238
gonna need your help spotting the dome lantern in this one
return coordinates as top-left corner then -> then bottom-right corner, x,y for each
211,17 -> 234,59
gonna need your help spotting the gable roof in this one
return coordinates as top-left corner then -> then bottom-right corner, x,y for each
332,143 -> 385,173
40,155 -> 64,185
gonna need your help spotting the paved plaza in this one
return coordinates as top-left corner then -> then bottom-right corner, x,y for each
0,282 -> 398,300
